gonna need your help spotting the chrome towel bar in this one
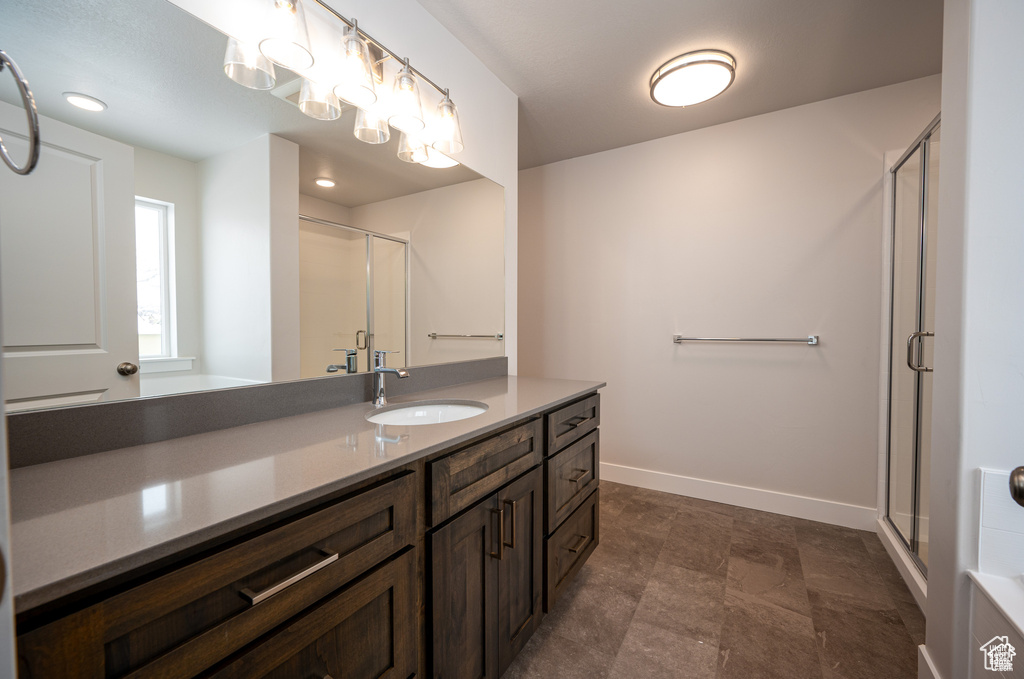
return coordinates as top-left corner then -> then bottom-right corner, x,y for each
428,333 -> 504,340
673,335 -> 819,345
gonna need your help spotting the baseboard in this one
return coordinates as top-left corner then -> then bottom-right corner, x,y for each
918,645 -> 941,679
601,462 -> 877,531
876,518 -> 928,610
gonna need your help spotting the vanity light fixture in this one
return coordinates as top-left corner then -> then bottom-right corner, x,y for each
223,37 -> 276,90
354,107 -> 391,144
63,92 -> 106,111
298,78 -> 342,120
650,49 -> 736,107
432,89 -> 464,155
397,132 -> 428,164
389,59 -> 426,133
333,20 -> 376,108
314,177 -> 336,188
419,147 -> 460,169
259,0 -> 314,72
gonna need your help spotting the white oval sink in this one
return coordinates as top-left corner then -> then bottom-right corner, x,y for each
366,399 -> 488,426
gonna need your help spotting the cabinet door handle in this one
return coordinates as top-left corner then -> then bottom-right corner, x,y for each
568,416 -> 591,429
566,535 -> 589,554
490,507 -> 505,560
565,469 -> 588,485
503,499 -> 517,549
239,548 -> 338,605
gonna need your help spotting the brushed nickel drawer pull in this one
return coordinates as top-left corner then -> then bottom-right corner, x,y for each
503,499 -> 517,549
240,548 -> 338,605
566,535 -> 588,554
490,507 -> 505,560
566,469 -> 588,485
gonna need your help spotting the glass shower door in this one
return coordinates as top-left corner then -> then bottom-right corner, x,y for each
370,235 -> 408,368
886,119 -> 940,572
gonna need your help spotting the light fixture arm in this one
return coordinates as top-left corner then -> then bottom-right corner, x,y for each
312,0 -> 450,99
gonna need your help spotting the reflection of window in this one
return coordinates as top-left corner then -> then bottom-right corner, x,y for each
135,197 -> 174,358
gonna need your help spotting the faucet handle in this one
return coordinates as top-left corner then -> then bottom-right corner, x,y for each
333,348 -> 357,355
373,349 -> 401,370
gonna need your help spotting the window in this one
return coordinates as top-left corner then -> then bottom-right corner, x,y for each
135,197 -> 173,358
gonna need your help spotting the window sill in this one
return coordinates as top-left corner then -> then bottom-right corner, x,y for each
140,356 -> 196,374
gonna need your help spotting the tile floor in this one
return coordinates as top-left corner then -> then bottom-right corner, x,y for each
505,481 -> 925,679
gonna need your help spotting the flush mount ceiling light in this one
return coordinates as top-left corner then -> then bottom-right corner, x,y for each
650,49 -> 736,107
314,177 -> 336,188
63,92 -> 106,111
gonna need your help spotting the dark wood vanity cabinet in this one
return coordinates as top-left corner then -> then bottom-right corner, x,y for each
15,391 -> 602,679
430,463 -> 543,679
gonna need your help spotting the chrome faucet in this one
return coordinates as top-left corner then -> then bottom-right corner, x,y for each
327,348 -> 358,374
373,350 -> 410,407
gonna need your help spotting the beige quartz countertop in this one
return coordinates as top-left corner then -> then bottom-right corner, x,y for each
10,376 -> 604,612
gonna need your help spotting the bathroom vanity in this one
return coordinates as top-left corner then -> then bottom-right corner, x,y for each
9,375 -> 602,679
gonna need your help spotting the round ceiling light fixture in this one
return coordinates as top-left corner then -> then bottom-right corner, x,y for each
314,177 -> 336,188
650,50 -> 735,107
63,92 -> 107,112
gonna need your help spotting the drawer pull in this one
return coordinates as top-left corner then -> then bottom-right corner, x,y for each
566,535 -> 589,554
490,508 -> 505,560
503,499 -> 517,549
240,548 -> 339,605
566,468 -> 589,485
567,416 -> 591,429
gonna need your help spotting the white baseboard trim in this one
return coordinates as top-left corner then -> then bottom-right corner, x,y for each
601,462 -> 877,531
876,518 -> 928,610
918,645 -> 941,679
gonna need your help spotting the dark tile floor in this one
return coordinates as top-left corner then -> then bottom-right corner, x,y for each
505,481 -> 925,679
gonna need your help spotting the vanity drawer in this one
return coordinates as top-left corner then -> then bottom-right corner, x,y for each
429,418 -> 543,525
17,472 -> 416,679
546,393 -> 600,455
207,549 -> 417,679
545,488 -> 599,612
545,430 -> 600,534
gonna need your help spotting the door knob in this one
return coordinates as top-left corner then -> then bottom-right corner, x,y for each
117,362 -> 139,376
1010,467 -> 1024,508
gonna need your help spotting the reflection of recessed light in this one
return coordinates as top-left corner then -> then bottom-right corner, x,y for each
315,177 -> 336,188
650,50 -> 736,107
63,92 -> 107,111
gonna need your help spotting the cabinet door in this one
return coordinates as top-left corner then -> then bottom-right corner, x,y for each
431,496 -> 500,679
496,466 -> 544,675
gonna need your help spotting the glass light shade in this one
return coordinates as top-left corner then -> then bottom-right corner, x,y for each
299,78 -> 342,120
333,24 -> 376,108
650,50 -> 735,107
397,132 -> 428,163
431,92 -> 464,155
354,107 -> 391,144
389,62 -> 425,133
259,0 -> 314,72
420,147 -> 460,169
223,37 -> 276,90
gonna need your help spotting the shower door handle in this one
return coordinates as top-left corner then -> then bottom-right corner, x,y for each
355,330 -> 368,350
906,331 -> 934,373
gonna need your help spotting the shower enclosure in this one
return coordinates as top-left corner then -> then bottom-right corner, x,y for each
298,215 -> 408,378
886,115 -> 940,574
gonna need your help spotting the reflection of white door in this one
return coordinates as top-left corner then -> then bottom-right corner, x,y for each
0,102 -> 139,409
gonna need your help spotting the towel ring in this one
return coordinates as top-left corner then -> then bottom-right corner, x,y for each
0,50 -> 40,176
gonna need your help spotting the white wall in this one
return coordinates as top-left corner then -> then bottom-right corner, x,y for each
133,147 -> 202,372
519,75 -> 941,529
925,1 -> 1024,677
300,194 -> 354,226
352,178 -> 505,367
168,0 -> 519,372
199,134 -> 299,383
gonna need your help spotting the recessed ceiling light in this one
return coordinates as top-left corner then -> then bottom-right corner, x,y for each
650,50 -> 736,107
315,177 -> 336,188
63,92 -> 107,112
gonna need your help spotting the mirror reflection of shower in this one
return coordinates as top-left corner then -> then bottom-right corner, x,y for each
886,115 -> 940,574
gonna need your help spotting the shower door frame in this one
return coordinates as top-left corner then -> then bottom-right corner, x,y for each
298,214 -> 410,373
884,114 -> 940,578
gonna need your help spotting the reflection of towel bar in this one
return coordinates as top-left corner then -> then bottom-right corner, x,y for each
673,335 -> 819,345
428,333 -> 504,340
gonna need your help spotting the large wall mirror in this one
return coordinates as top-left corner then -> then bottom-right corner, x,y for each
0,0 -> 505,412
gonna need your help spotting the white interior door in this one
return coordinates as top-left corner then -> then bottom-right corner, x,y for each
0,102 -> 139,410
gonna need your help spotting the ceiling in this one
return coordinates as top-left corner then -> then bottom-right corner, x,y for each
414,0 -> 944,169
0,0 -> 480,208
